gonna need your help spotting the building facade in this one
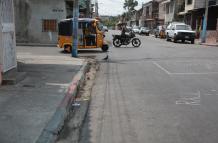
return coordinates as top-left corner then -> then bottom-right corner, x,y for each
14,0 -> 92,45
181,0 -> 218,41
158,0 -> 166,25
131,8 -> 143,27
141,0 -> 159,29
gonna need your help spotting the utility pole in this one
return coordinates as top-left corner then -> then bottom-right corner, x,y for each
72,0 -> 79,57
95,0 -> 99,17
201,0 -> 209,43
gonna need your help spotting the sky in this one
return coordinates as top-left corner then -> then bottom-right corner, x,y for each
98,0 -> 151,16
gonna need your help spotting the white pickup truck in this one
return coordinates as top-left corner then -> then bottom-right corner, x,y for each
166,22 -> 196,44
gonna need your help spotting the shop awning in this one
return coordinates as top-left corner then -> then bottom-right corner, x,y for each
145,18 -> 155,21
178,11 -> 187,15
161,0 -> 171,4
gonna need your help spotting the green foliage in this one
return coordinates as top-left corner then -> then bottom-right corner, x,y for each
123,0 -> 138,12
101,17 -> 119,29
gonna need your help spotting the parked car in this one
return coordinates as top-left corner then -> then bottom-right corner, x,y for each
102,26 -> 108,32
132,26 -> 140,34
165,22 -> 195,44
139,27 -> 150,36
154,25 -> 166,38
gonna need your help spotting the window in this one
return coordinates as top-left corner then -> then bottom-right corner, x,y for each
187,0 -> 192,5
209,0 -> 216,6
171,25 -> 175,30
146,7 -> 149,17
42,19 -> 57,32
166,3 -> 170,14
96,22 -> 103,31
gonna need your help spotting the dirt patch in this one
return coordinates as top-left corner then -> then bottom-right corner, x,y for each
56,59 -> 99,143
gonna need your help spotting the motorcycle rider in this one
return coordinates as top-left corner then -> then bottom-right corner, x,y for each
120,23 -> 128,38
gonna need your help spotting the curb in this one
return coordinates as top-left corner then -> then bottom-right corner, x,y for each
199,43 -> 218,47
36,61 -> 90,143
17,43 -> 56,47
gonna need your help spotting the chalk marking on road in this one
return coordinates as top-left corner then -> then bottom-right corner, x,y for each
170,72 -> 218,75
153,61 -> 218,75
176,91 -> 201,105
204,89 -> 218,96
46,82 -> 69,87
153,61 -> 171,75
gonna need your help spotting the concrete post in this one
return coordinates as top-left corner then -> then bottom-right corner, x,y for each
72,0 -> 79,57
0,65 -> 2,85
201,0 -> 209,43
217,19 -> 218,42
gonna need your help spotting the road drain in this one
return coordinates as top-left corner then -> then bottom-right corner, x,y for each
22,84 -> 36,88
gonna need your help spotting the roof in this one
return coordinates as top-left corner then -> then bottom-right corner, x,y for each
160,0 -> 171,4
178,11 -> 187,15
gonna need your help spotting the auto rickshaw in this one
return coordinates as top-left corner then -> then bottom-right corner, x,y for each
155,25 -> 166,39
58,18 -> 109,52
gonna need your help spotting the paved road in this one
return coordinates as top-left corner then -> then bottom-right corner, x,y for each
79,30 -> 218,143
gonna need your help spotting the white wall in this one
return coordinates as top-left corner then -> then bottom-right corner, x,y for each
0,0 -> 17,73
159,2 -> 165,20
185,0 -> 195,12
14,0 -> 67,44
185,0 -> 206,12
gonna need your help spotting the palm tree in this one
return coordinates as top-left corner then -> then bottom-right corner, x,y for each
123,0 -> 138,12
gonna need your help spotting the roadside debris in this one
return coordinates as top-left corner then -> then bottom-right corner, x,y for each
56,59 -> 99,143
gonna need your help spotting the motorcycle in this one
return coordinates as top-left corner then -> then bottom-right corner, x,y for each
112,30 -> 141,48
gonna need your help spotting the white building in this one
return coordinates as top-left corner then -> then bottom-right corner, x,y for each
0,0 -> 17,76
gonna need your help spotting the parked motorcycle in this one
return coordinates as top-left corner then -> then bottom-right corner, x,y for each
112,31 -> 141,48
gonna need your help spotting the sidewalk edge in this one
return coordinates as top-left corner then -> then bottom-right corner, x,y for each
36,61 -> 90,143
17,43 -> 56,47
200,43 -> 218,47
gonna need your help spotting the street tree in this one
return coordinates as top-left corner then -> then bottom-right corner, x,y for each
123,0 -> 138,12
123,0 -> 138,21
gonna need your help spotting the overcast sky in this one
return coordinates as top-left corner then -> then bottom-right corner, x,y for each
98,0 -> 151,16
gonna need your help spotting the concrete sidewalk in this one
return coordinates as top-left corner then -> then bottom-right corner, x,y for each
195,39 -> 218,47
0,46 -> 88,143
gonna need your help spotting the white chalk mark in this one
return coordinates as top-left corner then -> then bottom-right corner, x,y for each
153,61 -> 171,75
152,61 -> 218,75
176,91 -> 201,105
170,72 -> 218,75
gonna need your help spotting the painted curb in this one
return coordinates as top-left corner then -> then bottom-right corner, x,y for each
36,61 -> 89,143
17,43 -> 56,47
200,43 -> 218,47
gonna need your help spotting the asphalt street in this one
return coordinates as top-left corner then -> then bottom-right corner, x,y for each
79,30 -> 218,143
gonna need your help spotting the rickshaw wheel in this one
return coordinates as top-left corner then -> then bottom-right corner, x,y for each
102,45 -> 109,52
64,45 -> 72,53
